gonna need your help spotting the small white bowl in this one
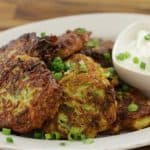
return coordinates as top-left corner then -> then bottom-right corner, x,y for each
112,21 -> 150,97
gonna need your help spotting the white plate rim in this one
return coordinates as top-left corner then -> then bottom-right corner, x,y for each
0,13 -> 149,150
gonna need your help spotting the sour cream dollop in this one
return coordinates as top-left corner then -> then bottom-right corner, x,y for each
116,30 -> 150,73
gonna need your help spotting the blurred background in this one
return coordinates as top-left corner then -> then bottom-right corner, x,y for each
0,0 -> 150,31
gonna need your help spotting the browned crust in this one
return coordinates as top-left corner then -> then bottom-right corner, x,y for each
107,89 -> 150,134
0,54 -> 62,133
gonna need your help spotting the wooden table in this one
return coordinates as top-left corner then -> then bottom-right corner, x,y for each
0,0 -> 149,149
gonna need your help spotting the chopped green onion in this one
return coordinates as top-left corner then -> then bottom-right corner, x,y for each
40,32 -> 46,38
51,132 -> 61,139
2,128 -> 11,135
103,52 -> 111,61
58,113 -> 68,126
116,53 -> 125,61
75,28 -> 87,35
51,57 -> 65,72
133,57 -> 139,64
6,137 -> 14,143
121,84 -> 130,92
86,38 -> 100,49
116,51 -> 130,61
102,71 -> 110,78
140,62 -> 146,70
53,72 -> 63,80
107,67 -> 115,74
103,67 -> 115,78
144,34 -> 150,41
83,138 -> 94,144
77,134 -> 86,140
79,60 -> 88,72
34,131 -> 43,139
64,61 -> 71,71
59,142 -> 66,146
68,132 -> 85,141
45,133 -> 52,140
124,51 -> 131,59
116,91 -> 124,101
68,127 -> 85,141
82,104 -> 95,111
128,103 -> 138,112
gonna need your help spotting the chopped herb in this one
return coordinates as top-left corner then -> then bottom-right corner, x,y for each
116,53 -> 125,61
116,91 -> 124,101
51,57 -> 65,72
133,57 -> 139,64
82,104 -> 94,111
77,134 -> 86,140
116,51 -> 130,61
53,72 -> 63,80
121,84 -> 130,92
103,67 -> 115,78
75,28 -> 87,35
59,142 -> 66,146
140,62 -> 146,70
34,131 -> 43,139
144,34 -> 150,41
86,38 -> 100,49
108,67 -> 115,75
64,61 -> 71,71
68,127 -> 85,141
58,113 -> 68,129
2,128 -> 11,135
124,51 -> 131,59
45,133 -> 52,140
6,137 -> 14,143
58,113 -> 68,124
51,132 -> 61,139
128,103 -> 138,112
79,60 -> 88,72
102,71 -> 110,78
103,52 -> 111,61
40,32 -> 46,38
83,138 -> 94,144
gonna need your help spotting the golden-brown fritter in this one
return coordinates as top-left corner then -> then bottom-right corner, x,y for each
107,89 -> 150,134
43,54 -> 117,139
81,39 -> 150,134
0,33 -> 39,61
0,29 -> 90,65
55,29 -> 90,59
0,54 -> 62,134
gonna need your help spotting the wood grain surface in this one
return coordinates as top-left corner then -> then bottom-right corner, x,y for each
0,0 -> 150,30
0,0 -> 149,149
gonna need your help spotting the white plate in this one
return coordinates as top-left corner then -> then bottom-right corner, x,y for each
0,13 -> 150,150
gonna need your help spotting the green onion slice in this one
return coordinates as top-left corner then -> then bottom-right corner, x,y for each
86,38 -> 100,49
6,137 -> 14,143
45,133 -> 52,140
140,62 -> 146,70
2,128 -> 11,135
40,32 -> 46,38
75,28 -> 87,35
128,103 -> 138,112
144,34 -> 150,41
133,57 -> 139,64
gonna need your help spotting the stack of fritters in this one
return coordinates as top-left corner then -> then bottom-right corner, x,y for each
0,28 -> 149,139
43,54 -> 117,138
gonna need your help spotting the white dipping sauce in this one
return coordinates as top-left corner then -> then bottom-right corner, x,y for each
116,30 -> 150,73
